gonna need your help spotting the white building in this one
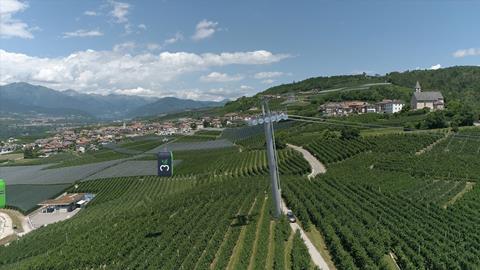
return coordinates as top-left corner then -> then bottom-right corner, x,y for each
384,100 -> 404,113
376,99 -> 404,114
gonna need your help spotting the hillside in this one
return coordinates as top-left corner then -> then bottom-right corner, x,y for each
129,97 -> 225,118
219,66 -> 480,116
1,123 -> 479,269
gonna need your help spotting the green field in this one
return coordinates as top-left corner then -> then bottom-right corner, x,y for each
46,149 -> 130,169
280,126 -> 480,269
0,175 -> 313,269
119,139 -> 167,152
1,120 -> 479,269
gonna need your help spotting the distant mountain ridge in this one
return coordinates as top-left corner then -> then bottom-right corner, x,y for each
0,82 -> 224,119
129,97 -> 224,117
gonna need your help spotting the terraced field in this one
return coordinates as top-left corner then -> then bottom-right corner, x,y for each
147,139 -> 234,153
280,128 -> 480,269
374,130 -> 480,182
1,123 -> 479,269
0,175 -> 314,269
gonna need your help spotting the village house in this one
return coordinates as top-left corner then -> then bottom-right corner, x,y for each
319,99 -> 404,116
410,81 -> 444,111
319,101 -> 369,116
376,99 -> 404,114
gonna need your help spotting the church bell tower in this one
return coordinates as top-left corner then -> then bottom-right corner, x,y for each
415,81 -> 422,93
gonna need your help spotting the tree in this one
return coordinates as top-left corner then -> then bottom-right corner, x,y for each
340,127 -> 360,140
190,123 -> 197,130
23,147 -> 39,159
423,111 -> 447,129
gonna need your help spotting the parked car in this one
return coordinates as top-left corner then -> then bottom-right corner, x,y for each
286,210 -> 296,223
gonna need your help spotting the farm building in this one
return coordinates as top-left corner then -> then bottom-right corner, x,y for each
38,193 -> 87,213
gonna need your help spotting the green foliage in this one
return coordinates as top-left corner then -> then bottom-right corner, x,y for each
172,147 -> 310,177
423,111 -> 448,129
23,147 -> 40,159
291,230 -> 312,270
301,137 -> 372,164
273,216 -> 291,270
340,127 -> 360,140
263,74 -> 384,95
375,129 -> 480,182
46,149 -> 130,169
282,172 -> 480,269
386,66 -> 480,109
0,175 -> 268,269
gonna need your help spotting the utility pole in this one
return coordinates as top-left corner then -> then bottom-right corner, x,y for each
262,98 -> 282,218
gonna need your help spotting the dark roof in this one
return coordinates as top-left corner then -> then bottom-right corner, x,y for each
413,91 -> 443,101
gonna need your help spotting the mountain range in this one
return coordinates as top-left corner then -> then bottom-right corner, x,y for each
0,82 -> 224,119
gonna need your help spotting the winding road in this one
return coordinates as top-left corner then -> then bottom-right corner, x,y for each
287,143 -> 326,178
284,143 -> 330,269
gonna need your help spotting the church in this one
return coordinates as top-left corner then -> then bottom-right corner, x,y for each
410,81 -> 444,111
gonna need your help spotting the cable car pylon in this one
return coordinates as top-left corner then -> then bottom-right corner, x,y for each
261,98 -> 282,218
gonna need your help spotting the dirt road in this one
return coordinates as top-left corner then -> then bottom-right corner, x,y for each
287,144 -> 326,178
282,201 -> 330,270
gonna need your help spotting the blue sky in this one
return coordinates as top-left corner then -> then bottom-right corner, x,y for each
1,0 -> 480,101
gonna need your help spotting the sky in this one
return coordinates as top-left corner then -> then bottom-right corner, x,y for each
1,0 -> 480,101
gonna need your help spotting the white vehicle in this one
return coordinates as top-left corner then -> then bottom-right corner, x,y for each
286,210 -> 296,223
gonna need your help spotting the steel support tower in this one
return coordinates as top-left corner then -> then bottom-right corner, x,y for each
262,99 -> 282,218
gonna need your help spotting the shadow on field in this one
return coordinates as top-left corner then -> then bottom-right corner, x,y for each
230,213 -> 258,227
145,232 -> 162,238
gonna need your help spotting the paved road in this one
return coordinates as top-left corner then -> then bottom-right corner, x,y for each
287,144 -> 326,178
281,201 -> 330,270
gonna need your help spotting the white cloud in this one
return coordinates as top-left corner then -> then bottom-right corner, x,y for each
0,49 -> 289,100
146,43 -> 161,51
172,86 -> 257,102
200,72 -> 243,82
261,79 -> 275,84
453,48 -> 480,58
429,64 -> 442,70
137,24 -> 147,30
113,87 -> 155,96
0,0 -> 34,39
123,23 -> 133,35
108,0 -> 130,23
164,32 -> 183,45
63,29 -> 103,38
113,42 -> 136,52
84,10 -> 98,16
192,19 -> 218,41
254,71 -> 284,79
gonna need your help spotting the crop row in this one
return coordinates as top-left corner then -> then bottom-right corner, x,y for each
282,176 -> 480,269
304,137 -> 372,164
0,174 -> 314,269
